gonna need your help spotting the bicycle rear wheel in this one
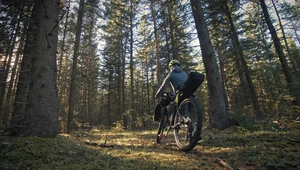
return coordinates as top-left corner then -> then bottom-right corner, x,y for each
173,97 -> 202,151
156,107 -> 168,143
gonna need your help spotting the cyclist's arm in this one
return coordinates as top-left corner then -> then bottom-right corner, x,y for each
155,72 -> 172,98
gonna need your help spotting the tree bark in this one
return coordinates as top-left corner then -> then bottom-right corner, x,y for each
190,0 -> 230,130
24,0 -> 60,137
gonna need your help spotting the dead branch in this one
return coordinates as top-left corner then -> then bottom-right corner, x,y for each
215,158 -> 234,170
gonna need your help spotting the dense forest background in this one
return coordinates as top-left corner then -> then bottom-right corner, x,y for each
0,0 -> 299,137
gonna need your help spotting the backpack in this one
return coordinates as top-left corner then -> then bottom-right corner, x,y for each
179,72 -> 204,98
154,92 -> 174,121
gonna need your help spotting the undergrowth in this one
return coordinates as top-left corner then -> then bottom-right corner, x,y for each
0,118 -> 299,170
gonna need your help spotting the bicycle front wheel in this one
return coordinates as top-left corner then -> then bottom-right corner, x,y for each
173,97 -> 202,152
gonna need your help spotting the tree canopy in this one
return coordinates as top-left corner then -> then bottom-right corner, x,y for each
0,0 -> 299,136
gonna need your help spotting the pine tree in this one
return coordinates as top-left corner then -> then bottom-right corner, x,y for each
190,0 -> 230,130
22,0 -> 60,137
259,0 -> 299,106
68,0 -> 85,132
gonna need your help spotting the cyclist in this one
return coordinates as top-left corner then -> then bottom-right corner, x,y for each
154,59 -> 188,121
155,59 -> 188,98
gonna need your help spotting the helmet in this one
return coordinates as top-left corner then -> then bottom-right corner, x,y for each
168,59 -> 180,68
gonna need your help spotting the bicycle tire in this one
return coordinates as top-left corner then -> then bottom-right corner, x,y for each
156,107 -> 168,143
173,97 -> 202,152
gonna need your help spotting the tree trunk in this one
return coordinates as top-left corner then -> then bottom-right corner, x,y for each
190,0 -> 230,130
58,0 -> 70,133
292,23 -> 300,46
116,45 -> 122,124
150,0 -> 161,86
57,0 -> 70,82
271,0 -> 298,78
129,0 -> 136,129
67,0 -> 85,132
223,2 -> 263,118
271,0 -> 293,66
146,55 -> 151,115
107,74 -> 112,127
162,9 -> 171,61
5,32 -> 25,126
12,3 -> 36,133
0,9 -> 23,125
260,0 -> 299,106
122,38 -> 128,128
167,5 -> 177,59
215,40 -> 229,110
24,0 -> 59,137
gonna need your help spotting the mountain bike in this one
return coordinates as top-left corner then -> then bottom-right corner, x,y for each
156,91 -> 203,152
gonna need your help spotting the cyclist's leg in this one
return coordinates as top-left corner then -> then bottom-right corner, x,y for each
157,107 -> 167,143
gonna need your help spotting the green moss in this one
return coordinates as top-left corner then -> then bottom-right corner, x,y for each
0,121 -> 299,170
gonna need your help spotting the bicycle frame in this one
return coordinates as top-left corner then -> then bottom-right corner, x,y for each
158,92 -> 182,137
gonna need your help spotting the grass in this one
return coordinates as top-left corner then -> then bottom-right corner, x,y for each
0,120 -> 299,170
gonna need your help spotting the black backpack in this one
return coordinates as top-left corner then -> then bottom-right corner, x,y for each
179,71 -> 204,98
154,92 -> 174,121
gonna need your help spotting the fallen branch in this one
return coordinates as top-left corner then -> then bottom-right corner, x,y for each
84,140 -> 98,146
99,144 -> 114,148
84,140 -> 114,148
215,158 -> 234,170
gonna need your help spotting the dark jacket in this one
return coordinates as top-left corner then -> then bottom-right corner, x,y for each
155,65 -> 188,98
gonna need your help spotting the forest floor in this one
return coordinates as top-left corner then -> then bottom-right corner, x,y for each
0,118 -> 299,170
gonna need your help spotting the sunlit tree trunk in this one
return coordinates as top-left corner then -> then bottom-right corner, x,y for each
0,8 -> 23,125
58,0 -> 70,133
57,0 -> 70,82
117,45 -> 122,125
129,0 -> 136,129
150,0 -> 161,85
161,9 -> 171,61
146,55 -> 151,115
5,32 -> 25,125
12,3 -> 35,133
166,5 -> 177,59
68,0 -> 85,132
122,37 -> 128,128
